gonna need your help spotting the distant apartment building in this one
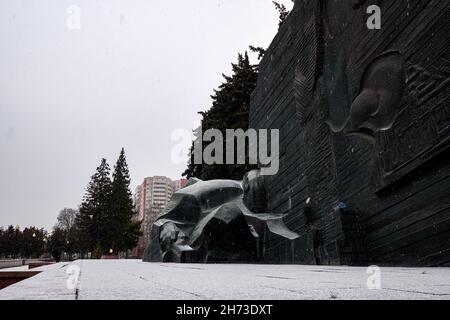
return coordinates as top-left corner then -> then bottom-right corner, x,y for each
132,176 -> 188,257
175,178 -> 188,191
133,185 -> 142,217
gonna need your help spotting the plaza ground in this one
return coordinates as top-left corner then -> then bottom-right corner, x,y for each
0,260 -> 449,300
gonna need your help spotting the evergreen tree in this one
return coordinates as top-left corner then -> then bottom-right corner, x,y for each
108,148 -> 141,254
2,226 -> 18,258
78,158 -> 112,256
21,227 -> 45,258
3,225 -> 22,259
72,209 -> 91,258
273,1 -> 294,29
47,227 -> 67,262
183,52 -> 259,180
249,45 -> 266,60
0,225 -> 47,259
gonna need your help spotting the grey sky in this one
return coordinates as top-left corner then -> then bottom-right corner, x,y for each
0,0 -> 292,230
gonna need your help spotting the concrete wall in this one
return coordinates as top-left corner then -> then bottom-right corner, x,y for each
249,0 -> 450,266
0,260 -> 24,270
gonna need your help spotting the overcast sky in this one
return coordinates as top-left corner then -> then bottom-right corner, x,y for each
0,0 -> 292,230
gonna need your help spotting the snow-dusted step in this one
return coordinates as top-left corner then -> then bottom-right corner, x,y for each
1,260 -> 449,300
0,262 -> 76,300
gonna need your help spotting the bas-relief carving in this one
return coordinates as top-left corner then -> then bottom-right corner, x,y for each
331,51 -> 405,143
325,2 -> 449,190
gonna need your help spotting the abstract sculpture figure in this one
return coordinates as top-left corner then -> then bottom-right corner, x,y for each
143,170 -> 299,263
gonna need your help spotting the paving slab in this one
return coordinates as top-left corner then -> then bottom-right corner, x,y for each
0,260 -> 449,300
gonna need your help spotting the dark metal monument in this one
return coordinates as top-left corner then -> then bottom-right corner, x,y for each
144,0 -> 450,266
143,173 -> 299,263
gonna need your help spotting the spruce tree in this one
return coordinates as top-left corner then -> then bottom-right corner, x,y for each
273,1 -> 294,29
78,158 -> 112,256
47,227 -> 67,262
183,52 -> 259,180
108,148 -> 141,254
71,213 -> 90,258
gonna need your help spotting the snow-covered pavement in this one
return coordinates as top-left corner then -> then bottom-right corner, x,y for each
1,260 -> 449,300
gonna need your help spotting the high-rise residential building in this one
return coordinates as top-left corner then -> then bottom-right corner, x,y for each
132,176 -> 188,257
133,185 -> 142,216
174,178 -> 188,192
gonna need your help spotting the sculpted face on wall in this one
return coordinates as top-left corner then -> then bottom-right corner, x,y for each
322,0 -> 449,192
336,51 -> 405,143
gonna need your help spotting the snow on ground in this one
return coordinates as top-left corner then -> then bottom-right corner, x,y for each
0,265 -> 30,272
0,260 -> 23,270
0,262 -> 75,300
0,260 -> 449,300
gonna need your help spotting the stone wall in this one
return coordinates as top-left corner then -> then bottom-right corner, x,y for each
249,0 -> 450,266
